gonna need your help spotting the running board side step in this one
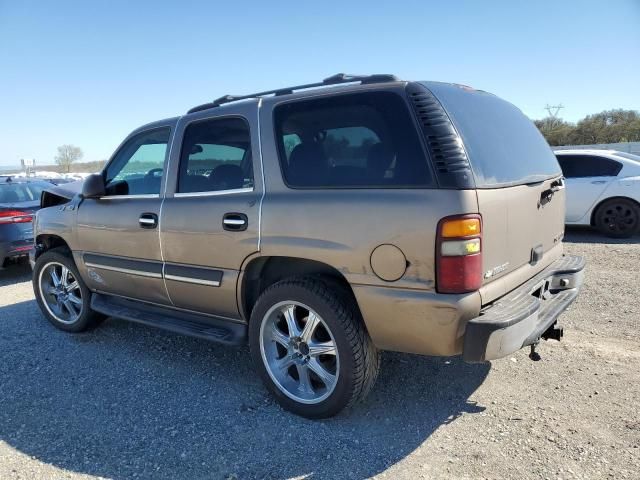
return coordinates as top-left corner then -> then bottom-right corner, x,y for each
91,293 -> 247,345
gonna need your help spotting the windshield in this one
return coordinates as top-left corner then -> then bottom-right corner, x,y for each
422,82 -> 562,188
0,182 -> 48,203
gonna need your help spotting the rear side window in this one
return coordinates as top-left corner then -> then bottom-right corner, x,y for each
178,117 -> 254,193
556,155 -> 623,178
423,82 -> 562,188
274,91 -> 432,188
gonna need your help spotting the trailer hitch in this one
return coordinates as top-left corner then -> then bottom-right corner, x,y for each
528,323 -> 564,361
542,324 -> 564,341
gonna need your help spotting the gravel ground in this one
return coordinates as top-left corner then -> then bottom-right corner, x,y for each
0,228 -> 638,480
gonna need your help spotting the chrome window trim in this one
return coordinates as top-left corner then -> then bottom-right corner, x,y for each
173,187 -> 254,198
84,262 -> 163,279
164,274 -> 221,287
98,194 -> 160,200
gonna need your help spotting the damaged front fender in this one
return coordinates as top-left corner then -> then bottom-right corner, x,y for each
40,180 -> 83,208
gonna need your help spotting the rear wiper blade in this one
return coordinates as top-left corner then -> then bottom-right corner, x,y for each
521,174 -> 557,186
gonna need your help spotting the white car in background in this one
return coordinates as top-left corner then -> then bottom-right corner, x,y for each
555,149 -> 640,237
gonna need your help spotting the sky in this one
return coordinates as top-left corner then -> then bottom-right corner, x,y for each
0,0 -> 639,167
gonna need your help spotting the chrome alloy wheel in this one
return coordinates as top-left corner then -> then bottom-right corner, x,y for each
38,261 -> 83,324
259,301 -> 339,404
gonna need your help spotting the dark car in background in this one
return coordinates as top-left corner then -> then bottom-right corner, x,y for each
0,177 -> 49,267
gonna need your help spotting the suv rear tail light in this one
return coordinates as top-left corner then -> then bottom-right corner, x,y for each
0,210 -> 33,224
436,214 -> 482,294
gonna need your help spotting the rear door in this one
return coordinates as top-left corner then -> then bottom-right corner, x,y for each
556,154 -> 621,222
159,103 -> 262,319
423,82 -> 566,304
75,126 -> 172,305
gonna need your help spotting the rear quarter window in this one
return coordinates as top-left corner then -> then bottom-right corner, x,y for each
556,155 -> 623,178
423,82 -> 562,188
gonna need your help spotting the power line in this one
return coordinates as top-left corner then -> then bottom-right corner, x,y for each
545,104 -> 564,118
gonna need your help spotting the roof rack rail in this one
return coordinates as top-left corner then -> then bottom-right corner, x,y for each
187,73 -> 400,114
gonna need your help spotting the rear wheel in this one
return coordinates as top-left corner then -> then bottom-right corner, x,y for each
249,277 -> 380,418
594,198 -> 640,238
33,248 -> 104,332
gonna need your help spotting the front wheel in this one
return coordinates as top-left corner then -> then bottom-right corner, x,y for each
33,248 -> 104,332
594,198 -> 640,238
249,277 -> 380,418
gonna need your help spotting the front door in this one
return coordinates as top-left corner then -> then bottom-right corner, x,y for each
76,126 -> 172,305
160,107 -> 261,319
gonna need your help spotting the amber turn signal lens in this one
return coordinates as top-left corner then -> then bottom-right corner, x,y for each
440,218 -> 481,238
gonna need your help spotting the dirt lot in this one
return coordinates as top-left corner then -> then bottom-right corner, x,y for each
0,228 -> 638,480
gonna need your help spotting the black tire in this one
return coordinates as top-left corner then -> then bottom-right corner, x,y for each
249,277 -> 380,419
32,247 -> 105,332
594,198 -> 640,238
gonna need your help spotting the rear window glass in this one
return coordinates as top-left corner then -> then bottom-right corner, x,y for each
274,91 -> 433,188
423,82 -> 562,188
556,155 -> 622,178
0,182 -> 47,203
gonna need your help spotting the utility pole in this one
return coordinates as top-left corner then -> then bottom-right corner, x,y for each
21,158 -> 36,176
545,104 -> 564,122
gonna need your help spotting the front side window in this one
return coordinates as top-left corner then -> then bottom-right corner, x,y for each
104,127 -> 170,196
556,155 -> 622,178
177,117 -> 254,193
274,91 -> 432,188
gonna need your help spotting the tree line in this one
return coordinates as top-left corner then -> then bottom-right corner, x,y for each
534,109 -> 640,146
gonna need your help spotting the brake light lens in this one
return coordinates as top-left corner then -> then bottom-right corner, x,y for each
0,210 -> 33,224
436,214 -> 482,294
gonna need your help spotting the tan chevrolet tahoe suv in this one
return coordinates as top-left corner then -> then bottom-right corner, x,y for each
31,74 -> 585,418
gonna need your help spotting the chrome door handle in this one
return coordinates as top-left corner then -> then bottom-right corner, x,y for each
139,213 -> 158,229
223,213 -> 248,231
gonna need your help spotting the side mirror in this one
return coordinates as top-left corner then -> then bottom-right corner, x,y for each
81,173 -> 105,198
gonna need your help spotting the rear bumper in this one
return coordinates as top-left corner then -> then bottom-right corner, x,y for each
0,239 -> 33,265
1,222 -> 34,266
463,254 -> 585,363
